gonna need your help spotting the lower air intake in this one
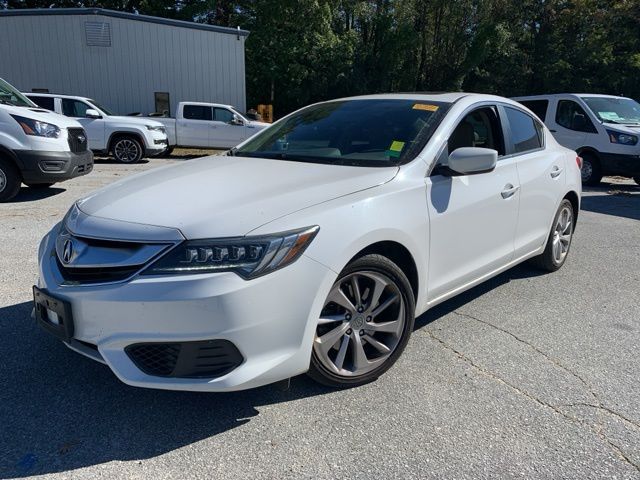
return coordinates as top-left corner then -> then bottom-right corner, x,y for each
125,340 -> 243,379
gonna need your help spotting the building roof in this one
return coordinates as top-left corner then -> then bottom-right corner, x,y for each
0,8 -> 249,37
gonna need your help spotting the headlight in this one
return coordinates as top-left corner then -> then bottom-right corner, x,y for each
607,129 -> 638,145
142,226 -> 319,279
146,125 -> 166,133
11,115 -> 60,138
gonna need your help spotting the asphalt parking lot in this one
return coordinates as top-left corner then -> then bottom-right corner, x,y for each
0,156 -> 638,479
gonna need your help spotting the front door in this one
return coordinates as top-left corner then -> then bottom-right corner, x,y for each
179,104 -> 213,148
426,105 -> 520,302
209,107 -> 246,148
61,98 -> 105,150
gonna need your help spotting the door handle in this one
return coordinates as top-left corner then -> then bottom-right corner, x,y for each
501,184 -> 520,199
550,166 -> 563,178
549,129 -> 557,133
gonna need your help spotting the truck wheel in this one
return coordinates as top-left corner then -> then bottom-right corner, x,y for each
580,152 -> 602,186
112,136 -> 144,163
0,157 -> 21,202
25,183 -> 54,189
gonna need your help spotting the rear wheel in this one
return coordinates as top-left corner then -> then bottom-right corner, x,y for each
580,152 -> 602,186
529,199 -> 575,272
308,254 -> 415,388
0,157 -> 21,202
112,136 -> 144,163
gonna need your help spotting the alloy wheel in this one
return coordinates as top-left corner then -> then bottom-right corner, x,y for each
114,139 -> 140,163
0,168 -> 6,193
552,205 -> 573,264
314,271 -> 406,377
581,160 -> 593,182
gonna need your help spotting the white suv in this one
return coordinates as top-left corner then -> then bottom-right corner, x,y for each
0,78 -> 93,202
35,93 -> 581,391
514,93 -> 640,185
26,93 -> 168,163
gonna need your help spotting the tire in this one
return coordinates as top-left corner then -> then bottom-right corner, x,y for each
0,157 -> 21,202
580,152 -> 602,186
529,199 -> 575,272
111,136 -> 144,163
308,254 -> 416,388
25,183 -> 54,189
633,176 -> 640,186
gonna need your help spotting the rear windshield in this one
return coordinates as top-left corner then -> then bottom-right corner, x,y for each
235,99 -> 451,167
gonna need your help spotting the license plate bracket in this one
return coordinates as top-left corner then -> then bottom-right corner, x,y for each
33,286 -> 74,341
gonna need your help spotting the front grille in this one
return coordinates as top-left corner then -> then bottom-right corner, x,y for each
56,257 -> 140,284
68,128 -> 88,153
126,340 -> 244,378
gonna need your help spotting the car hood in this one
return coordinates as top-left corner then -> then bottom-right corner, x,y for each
77,155 -> 398,239
1,104 -> 83,129
107,115 -> 165,128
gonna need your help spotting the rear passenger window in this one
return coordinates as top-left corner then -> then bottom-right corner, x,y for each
183,105 -> 212,121
520,100 -> 549,121
29,96 -> 55,111
505,107 -> 542,153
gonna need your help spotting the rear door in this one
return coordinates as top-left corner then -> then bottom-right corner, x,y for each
178,104 -> 212,147
426,104 -> 520,302
503,106 -> 565,257
61,98 -> 105,150
209,107 -> 246,148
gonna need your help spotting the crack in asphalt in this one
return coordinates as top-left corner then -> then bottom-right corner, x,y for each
424,323 -> 640,473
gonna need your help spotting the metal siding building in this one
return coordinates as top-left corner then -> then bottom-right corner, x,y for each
0,8 -> 248,116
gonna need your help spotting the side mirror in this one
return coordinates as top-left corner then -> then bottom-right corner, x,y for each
85,109 -> 102,119
447,147 -> 497,175
230,114 -> 244,126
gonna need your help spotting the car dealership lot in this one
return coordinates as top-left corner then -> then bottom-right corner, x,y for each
0,158 -> 638,478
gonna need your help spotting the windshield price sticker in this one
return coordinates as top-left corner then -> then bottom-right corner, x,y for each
413,103 -> 439,112
387,140 -> 405,158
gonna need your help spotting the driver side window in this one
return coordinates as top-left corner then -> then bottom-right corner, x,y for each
61,99 -> 90,118
447,106 -> 505,156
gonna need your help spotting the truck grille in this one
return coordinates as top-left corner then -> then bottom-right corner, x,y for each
67,128 -> 88,153
126,340 -> 244,378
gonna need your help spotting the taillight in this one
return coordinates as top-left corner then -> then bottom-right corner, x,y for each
576,156 -> 583,169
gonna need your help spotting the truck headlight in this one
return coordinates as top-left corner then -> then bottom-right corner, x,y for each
607,129 -> 638,145
11,115 -> 61,138
146,125 -> 166,133
142,226 -> 319,279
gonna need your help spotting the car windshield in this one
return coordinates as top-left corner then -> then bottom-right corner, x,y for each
581,96 -> 640,125
235,99 -> 451,167
0,78 -> 36,107
87,99 -> 115,116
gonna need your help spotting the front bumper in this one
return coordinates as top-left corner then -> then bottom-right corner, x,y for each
16,150 -> 94,184
37,228 -> 336,392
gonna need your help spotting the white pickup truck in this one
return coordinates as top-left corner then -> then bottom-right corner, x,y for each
150,102 -> 270,152
26,93 -> 169,163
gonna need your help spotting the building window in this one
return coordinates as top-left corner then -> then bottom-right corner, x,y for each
85,22 -> 112,47
155,92 -> 170,116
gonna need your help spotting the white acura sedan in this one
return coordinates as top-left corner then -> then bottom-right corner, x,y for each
35,93 -> 581,391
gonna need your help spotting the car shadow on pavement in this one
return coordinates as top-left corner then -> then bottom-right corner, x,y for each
11,186 -> 66,203
581,184 -> 639,221
0,264 -> 545,477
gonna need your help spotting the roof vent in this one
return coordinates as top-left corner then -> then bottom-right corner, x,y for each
85,21 -> 111,47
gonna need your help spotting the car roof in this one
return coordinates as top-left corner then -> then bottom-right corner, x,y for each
513,93 -> 632,101
24,92 -> 93,101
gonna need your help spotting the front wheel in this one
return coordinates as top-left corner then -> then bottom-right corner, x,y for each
308,254 -> 415,388
529,199 -> 575,272
112,137 -> 144,163
0,158 -> 21,202
580,153 -> 602,186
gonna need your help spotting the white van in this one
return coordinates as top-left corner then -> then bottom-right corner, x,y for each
0,78 -> 93,202
26,93 -> 168,164
513,94 -> 640,185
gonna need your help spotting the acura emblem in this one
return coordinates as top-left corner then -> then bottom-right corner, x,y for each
62,239 -> 73,264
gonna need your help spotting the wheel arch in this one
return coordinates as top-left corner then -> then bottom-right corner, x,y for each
108,131 -> 146,152
576,146 -> 600,161
348,241 -> 419,301
563,190 -> 580,230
